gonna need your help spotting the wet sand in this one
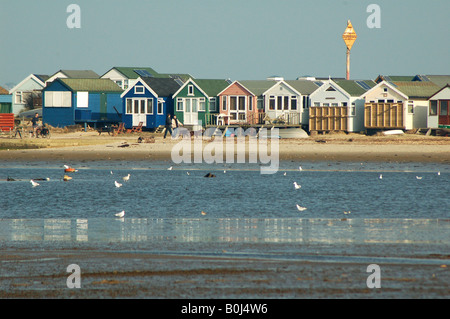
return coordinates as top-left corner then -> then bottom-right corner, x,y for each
1,242 -> 449,299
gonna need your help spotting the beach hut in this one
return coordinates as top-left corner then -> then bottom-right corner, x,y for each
309,79 -> 375,132
121,77 -> 182,130
42,78 -> 123,128
263,80 -> 320,126
217,80 -> 276,125
172,78 -> 230,127
8,74 -> 49,115
362,80 -> 440,131
428,84 -> 450,129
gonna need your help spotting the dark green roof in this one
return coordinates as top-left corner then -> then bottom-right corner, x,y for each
334,79 -> 376,96
393,81 -> 440,99
59,78 -> 123,92
192,79 -> 230,96
425,75 -> 450,88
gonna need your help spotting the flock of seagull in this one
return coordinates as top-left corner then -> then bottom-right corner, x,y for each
28,163 -> 443,219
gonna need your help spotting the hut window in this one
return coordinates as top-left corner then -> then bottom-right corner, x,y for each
291,96 -> 297,110
199,98 -> 206,111
222,96 -> 227,111
408,103 -> 414,114
44,91 -> 71,107
157,101 -> 164,114
257,97 -> 264,110
230,97 -> 237,111
248,97 -> 253,111
284,96 -> 289,110
134,100 -> 139,113
77,92 -> 89,108
429,100 -> 437,115
439,101 -> 448,115
134,86 -> 145,94
15,91 -> 24,104
269,96 -> 275,110
326,86 -> 336,91
177,98 -> 183,111
277,96 -> 282,110
147,99 -> 153,114
314,102 -> 320,107
238,97 -> 245,111
126,99 -> 132,114
209,97 -> 217,111
188,85 -> 194,96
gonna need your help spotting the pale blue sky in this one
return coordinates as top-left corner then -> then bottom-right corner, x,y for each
1,0 -> 449,88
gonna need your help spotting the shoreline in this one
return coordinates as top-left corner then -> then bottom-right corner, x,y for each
0,132 -> 449,163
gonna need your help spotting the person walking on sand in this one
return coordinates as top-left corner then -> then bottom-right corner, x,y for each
31,112 -> 40,138
172,114 -> 183,137
164,114 -> 173,139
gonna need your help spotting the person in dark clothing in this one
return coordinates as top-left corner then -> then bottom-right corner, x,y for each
163,114 -> 173,139
31,113 -> 40,137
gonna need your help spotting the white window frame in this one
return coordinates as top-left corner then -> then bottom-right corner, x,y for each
209,97 -> 217,112
77,92 -> 89,108
199,98 -> 206,112
291,96 -> 297,110
134,85 -> 145,94
44,91 -> 72,107
188,85 -> 194,96
176,98 -> 183,112
157,100 -> 164,115
15,91 -> 23,104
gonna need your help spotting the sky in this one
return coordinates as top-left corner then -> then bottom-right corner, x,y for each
1,0 -> 449,89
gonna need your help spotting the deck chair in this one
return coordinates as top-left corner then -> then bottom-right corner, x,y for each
113,122 -> 125,136
131,122 -> 143,133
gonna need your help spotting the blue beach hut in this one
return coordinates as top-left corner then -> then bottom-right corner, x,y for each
120,77 -> 182,130
42,78 -> 123,128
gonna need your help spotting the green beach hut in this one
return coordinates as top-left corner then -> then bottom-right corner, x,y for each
172,78 -> 230,127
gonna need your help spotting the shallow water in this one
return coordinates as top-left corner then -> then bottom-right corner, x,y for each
0,160 -> 449,252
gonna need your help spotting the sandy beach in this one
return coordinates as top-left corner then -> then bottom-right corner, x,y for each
0,130 -> 449,163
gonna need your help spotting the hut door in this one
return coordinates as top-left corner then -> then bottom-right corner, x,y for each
132,99 -> 147,126
184,98 -> 198,125
100,93 -> 107,120
439,100 -> 450,126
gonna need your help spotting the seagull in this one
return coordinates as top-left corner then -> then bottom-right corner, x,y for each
298,166 -> 303,171
293,182 -> 301,189
115,210 -> 125,218
416,176 -> 422,180
438,171 -> 440,176
30,179 -> 39,187
224,170 -> 226,173
110,171 -> 113,175
186,172 -> 190,175
114,181 -> 122,188
296,204 -> 307,211
201,211 -> 207,215
283,172 -> 287,176
122,174 -> 130,182
379,174 -> 383,179
167,166 -> 173,171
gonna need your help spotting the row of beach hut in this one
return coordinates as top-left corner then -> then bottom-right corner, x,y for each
4,67 -> 450,133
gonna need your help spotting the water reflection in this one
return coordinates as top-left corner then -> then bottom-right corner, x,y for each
1,218 -> 449,245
